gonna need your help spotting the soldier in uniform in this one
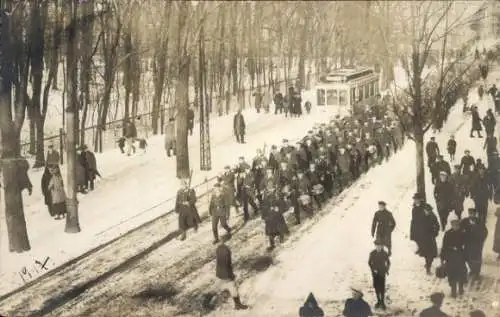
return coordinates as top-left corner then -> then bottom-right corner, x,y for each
294,170 -> 313,223
434,171 -> 455,231
307,163 -> 325,210
175,178 -> 200,241
440,218 -> 467,298
447,135 -> 457,161
252,149 -> 268,204
426,136 -> 440,169
262,188 -> 289,251
215,240 -> 248,310
368,239 -> 391,310
209,183 -> 232,244
237,165 -> 259,222
450,165 -> 467,219
431,155 -> 451,184
337,147 -> 351,190
371,201 -> 396,256
222,165 -> 239,212
460,208 -> 488,283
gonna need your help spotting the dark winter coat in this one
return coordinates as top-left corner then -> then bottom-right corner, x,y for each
215,244 -> 235,281
264,204 -> 289,237
209,192 -> 231,218
187,108 -> 195,128
81,150 -> 99,180
410,203 -> 425,242
470,173 -> 491,203
343,297 -> 372,317
434,180 -> 455,210
494,208 -> 500,254
447,139 -> 457,155
483,114 -> 496,134
123,122 -> 137,138
41,168 -> 53,214
175,188 -> 199,231
368,249 -> 390,274
440,228 -> 468,284
371,209 -> 396,242
484,136 -> 498,154
233,113 -> 245,136
415,211 -> 440,258
460,155 -> 476,176
460,218 -> 488,260
46,150 -> 60,166
433,160 -> 451,176
471,109 -> 482,131
426,141 -> 440,158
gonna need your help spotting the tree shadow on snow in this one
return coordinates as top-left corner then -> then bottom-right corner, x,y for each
237,254 -> 274,273
131,283 -> 179,303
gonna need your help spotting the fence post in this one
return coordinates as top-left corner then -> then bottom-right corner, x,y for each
59,128 -> 64,165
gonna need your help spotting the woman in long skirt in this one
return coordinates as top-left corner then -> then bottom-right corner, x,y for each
48,165 -> 67,219
41,166 -> 54,217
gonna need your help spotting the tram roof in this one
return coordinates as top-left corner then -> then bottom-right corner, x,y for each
321,67 -> 375,83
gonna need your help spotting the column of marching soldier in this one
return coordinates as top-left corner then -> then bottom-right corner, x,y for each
173,103 -> 406,311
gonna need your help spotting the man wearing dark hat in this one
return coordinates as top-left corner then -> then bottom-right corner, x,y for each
416,204 -> 440,275
215,239 -> 248,310
460,208 -> 488,283
294,169 -> 313,223
233,109 -> 246,143
410,193 -> 426,254
221,165 -> 239,212
371,201 -> 396,256
342,288 -> 372,317
419,292 -> 449,317
46,143 -> 60,166
280,139 -> 295,156
425,136 -> 440,168
447,135 -> 457,161
299,292 -> 324,317
368,239 -> 391,309
209,183 -> 232,244
175,178 -> 200,241
252,149 -> 268,204
459,149 -> 476,176
187,105 -> 195,136
440,218 -> 467,298
262,195 -> 289,251
236,163 -> 259,222
80,145 -> 100,191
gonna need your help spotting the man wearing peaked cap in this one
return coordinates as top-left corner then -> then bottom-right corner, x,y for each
371,201 -> 396,256
440,214 -> 467,298
419,292 -> 449,317
368,237 -> 391,310
343,287 -> 372,317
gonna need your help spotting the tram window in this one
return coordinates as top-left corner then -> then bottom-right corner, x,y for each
375,80 -> 379,94
327,89 -> 338,105
317,89 -> 326,106
351,88 -> 356,104
370,82 -> 374,97
358,87 -> 363,101
339,90 -> 347,106
364,84 -> 369,99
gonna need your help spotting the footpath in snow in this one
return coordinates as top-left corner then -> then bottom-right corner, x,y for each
0,82 -> 322,298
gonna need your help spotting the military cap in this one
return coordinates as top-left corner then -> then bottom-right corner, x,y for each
374,238 -> 384,245
214,182 -> 221,188
224,165 -> 231,169
430,136 -> 435,140
412,193 -> 423,200
238,156 -> 245,160
350,287 -> 363,296
283,138 -> 289,142
378,201 -> 386,206
307,130 -> 313,134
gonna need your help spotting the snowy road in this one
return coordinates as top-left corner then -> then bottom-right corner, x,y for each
5,77 -> 498,317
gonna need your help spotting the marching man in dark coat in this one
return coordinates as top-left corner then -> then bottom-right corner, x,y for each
209,183 -> 232,244
410,192 -> 426,254
470,165 -> 491,224
342,287 -> 372,317
447,135 -> 457,161
261,187 -> 289,251
215,240 -> 248,310
434,171 -> 455,231
416,204 -> 440,275
46,144 -> 60,166
460,208 -> 488,283
371,201 -> 396,256
175,178 -> 200,241
233,109 -> 246,144
80,145 -> 101,191
440,218 -> 468,298
425,136 -> 440,168
419,292 -> 449,317
187,105 -> 195,136
368,239 -> 391,310
470,106 -> 483,138
450,164 -> 467,219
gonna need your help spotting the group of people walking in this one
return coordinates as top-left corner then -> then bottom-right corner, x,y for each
175,99 -> 407,310
41,143 -> 101,219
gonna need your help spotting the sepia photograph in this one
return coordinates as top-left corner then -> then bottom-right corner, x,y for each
0,0 -> 499,316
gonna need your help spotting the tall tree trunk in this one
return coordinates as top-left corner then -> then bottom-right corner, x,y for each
0,5 -> 31,252
230,3 -> 238,96
78,0 -> 93,148
31,0 -> 46,168
175,1 -> 190,179
65,0 -> 81,233
52,0 -> 62,90
122,23 -> 133,121
412,51 -> 426,199
297,6 -> 308,92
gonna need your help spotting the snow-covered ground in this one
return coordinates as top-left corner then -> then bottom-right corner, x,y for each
0,74 -> 324,298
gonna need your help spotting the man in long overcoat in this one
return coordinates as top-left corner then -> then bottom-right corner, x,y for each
470,165 -> 491,224
261,188 -> 289,251
187,105 -> 195,136
80,145 -> 101,191
233,109 -> 246,143
410,192 -> 426,254
175,178 -> 200,241
215,240 -> 248,310
425,137 -> 440,168
434,172 -> 455,231
416,204 -> 440,275
440,218 -> 468,298
460,208 -> 488,283
371,201 -> 396,256
470,106 -> 483,138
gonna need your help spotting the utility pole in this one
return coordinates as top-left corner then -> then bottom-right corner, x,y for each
65,0 -> 81,233
199,24 -> 211,171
